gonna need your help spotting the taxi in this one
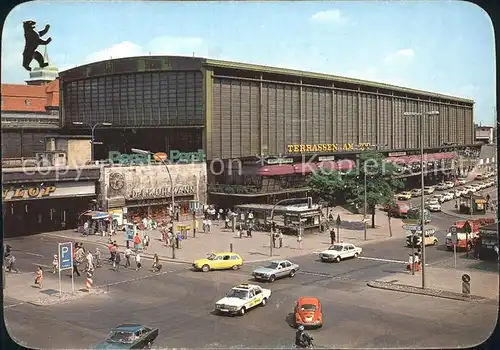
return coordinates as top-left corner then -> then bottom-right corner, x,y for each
192,252 -> 243,272
397,191 -> 412,200
214,283 -> 272,316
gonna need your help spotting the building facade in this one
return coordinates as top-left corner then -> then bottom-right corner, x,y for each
57,56 -> 477,205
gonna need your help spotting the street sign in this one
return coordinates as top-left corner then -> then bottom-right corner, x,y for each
462,274 -> 471,283
403,224 -> 421,231
402,219 -> 419,225
58,242 -> 73,270
450,232 -> 458,245
189,200 -> 200,212
450,226 -> 457,234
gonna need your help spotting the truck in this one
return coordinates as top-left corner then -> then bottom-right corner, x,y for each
445,218 -> 496,251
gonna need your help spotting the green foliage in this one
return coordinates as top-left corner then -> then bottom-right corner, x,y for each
343,151 -> 404,227
306,169 -> 345,206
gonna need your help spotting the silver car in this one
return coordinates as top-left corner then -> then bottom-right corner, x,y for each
252,260 -> 300,283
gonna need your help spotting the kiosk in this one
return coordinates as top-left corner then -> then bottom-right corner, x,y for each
459,194 -> 487,215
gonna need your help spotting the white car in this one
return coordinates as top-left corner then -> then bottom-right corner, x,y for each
426,199 -> 442,212
454,189 -> 465,197
456,178 -> 467,185
463,186 -> 476,194
214,283 -> 271,316
442,192 -> 454,201
319,243 -> 362,263
432,194 -> 445,203
445,181 -> 455,189
436,183 -> 449,191
423,186 -> 435,194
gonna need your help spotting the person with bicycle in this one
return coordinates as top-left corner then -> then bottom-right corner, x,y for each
295,325 -> 314,348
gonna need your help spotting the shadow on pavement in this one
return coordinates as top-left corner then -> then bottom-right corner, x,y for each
285,313 -> 296,328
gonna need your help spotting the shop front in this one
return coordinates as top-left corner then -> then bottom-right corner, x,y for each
2,181 -> 97,237
101,163 -> 207,224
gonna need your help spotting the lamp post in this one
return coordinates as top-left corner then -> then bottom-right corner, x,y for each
73,121 -> 112,161
270,197 -> 311,257
404,110 -> 439,289
131,148 -> 176,259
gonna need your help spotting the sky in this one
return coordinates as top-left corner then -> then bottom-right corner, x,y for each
2,1 -> 496,126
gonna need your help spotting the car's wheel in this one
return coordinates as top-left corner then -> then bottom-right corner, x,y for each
232,265 -> 239,270
354,252 -> 359,258
433,240 -> 438,245
269,275 -> 276,283
289,270 -> 296,278
335,256 -> 341,263
202,264 -> 210,272
239,307 -> 246,316
261,297 -> 267,306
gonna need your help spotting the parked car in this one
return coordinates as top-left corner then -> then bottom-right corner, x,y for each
445,181 -> 455,189
214,283 -> 271,316
432,194 -> 445,203
423,186 -> 435,194
192,252 -> 243,272
397,191 -> 412,200
426,199 -> 442,212
294,297 -> 323,328
410,188 -> 422,197
436,183 -> 449,191
453,189 -> 465,197
95,324 -> 159,349
474,174 -> 484,180
442,192 -> 454,201
252,260 -> 300,283
319,243 -> 362,263
463,186 -> 476,194
456,178 -> 467,185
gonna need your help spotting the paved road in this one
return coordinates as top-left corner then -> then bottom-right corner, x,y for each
5,261 -> 497,349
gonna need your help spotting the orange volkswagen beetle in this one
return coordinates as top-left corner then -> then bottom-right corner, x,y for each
294,296 -> 323,328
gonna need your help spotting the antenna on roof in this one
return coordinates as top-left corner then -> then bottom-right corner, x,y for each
192,52 -> 195,57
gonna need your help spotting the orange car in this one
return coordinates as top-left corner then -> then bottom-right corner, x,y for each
294,297 -> 323,328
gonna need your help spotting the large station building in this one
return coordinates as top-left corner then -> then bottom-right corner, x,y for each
57,56 -> 476,207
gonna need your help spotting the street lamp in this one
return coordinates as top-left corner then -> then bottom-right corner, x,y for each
404,110 -> 439,289
131,148 -> 176,259
73,121 -> 112,161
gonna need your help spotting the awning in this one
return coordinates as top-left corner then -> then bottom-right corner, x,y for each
293,163 -> 318,174
257,164 -> 295,176
80,210 -> 110,220
317,160 -> 337,170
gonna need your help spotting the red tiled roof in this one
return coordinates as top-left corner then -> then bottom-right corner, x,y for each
1,80 -> 59,113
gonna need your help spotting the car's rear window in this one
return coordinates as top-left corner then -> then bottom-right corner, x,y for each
301,304 -> 317,311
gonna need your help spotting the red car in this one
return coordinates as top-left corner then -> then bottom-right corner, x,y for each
294,297 -> 323,328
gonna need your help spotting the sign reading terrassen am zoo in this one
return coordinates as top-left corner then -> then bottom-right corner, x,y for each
287,143 -> 371,153
130,185 -> 196,200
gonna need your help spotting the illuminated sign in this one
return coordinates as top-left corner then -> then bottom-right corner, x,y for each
130,185 -> 196,200
2,185 -> 56,200
109,149 -> 205,165
287,143 -> 371,153
266,158 -> 294,165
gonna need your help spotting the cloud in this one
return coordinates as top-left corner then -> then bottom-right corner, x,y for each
310,9 -> 349,24
385,48 -> 415,62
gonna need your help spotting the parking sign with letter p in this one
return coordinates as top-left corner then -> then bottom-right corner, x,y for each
58,242 -> 73,270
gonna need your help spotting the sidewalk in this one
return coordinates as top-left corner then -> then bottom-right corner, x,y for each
368,266 -> 499,301
4,270 -> 107,306
44,207 -> 406,264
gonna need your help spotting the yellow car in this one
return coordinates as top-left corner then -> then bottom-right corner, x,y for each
192,252 -> 243,272
397,191 -> 412,200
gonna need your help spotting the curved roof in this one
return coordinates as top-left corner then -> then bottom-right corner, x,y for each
59,55 -> 473,103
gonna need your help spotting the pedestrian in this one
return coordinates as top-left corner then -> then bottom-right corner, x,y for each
247,224 -> 252,238
94,248 -> 102,267
5,254 -> 18,273
330,228 -> 336,245
113,250 -> 121,271
297,234 -> 303,249
133,233 -> 141,252
34,265 -> 43,288
124,247 -> 132,268
4,244 -> 12,258
277,230 -> 283,248
52,254 -> 58,274
272,231 -> 277,248
176,232 -> 182,249
152,253 -> 162,272
107,242 -> 114,262
143,233 -> 150,251
135,252 -> 142,271
207,218 -> 212,233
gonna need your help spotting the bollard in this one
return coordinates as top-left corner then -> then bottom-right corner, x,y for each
230,243 -> 233,253
462,273 -> 471,295
172,244 -> 176,259
85,270 -> 93,291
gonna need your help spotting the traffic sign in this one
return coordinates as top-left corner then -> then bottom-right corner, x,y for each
450,226 -> 457,234
462,274 -> 471,283
58,242 -> 73,270
450,232 -> 458,245
189,200 -> 200,212
403,224 -> 421,231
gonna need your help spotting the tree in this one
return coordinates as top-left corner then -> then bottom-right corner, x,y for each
343,151 -> 404,228
306,169 -> 345,207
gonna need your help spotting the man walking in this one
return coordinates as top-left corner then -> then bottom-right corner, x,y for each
113,249 -> 121,271
135,252 -> 142,271
124,247 -> 133,268
330,228 -> 336,245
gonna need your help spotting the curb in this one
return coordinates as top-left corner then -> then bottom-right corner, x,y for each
25,288 -> 108,307
366,281 -> 486,302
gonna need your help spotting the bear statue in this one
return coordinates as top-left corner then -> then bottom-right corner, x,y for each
22,20 -> 52,72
